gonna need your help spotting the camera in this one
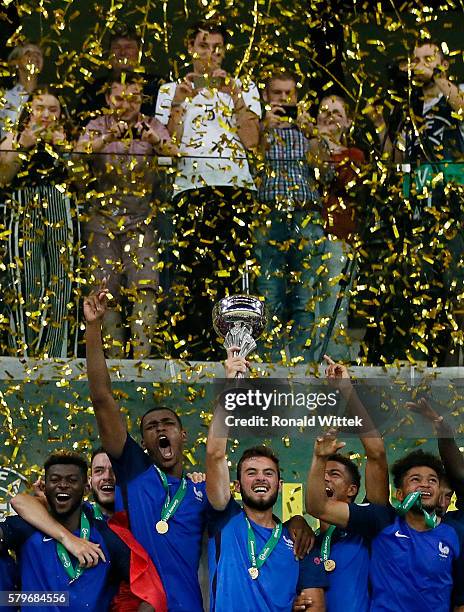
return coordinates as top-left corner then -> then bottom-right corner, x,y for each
273,105 -> 298,120
192,75 -> 225,90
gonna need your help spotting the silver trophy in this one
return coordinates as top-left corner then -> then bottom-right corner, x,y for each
213,295 -> 267,378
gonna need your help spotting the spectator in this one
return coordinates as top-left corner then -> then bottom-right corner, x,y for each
0,42 -> 43,139
399,41 -> 464,164
76,24 -> 162,123
0,87 -> 78,358
309,94 -> 365,362
155,20 -> 261,360
256,69 -> 323,362
394,40 -> 464,363
75,72 -> 176,359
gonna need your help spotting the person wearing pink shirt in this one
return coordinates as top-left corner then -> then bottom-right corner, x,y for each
76,73 -> 177,358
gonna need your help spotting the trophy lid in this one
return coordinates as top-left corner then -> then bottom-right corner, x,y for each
212,295 -> 267,339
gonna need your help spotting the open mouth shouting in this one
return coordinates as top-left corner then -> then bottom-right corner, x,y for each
325,487 -> 334,498
55,492 -> 72,508
97,483 -> 115,501
252,484 -> 269,495
158,435 -> 174,461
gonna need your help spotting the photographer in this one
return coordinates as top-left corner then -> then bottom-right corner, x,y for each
76,72 -> 177,358
396,41 -> 464,164
256,70 -> 323,362
155,21 -> 261,360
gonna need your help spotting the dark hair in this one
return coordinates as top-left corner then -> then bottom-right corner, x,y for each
109,24 -> 141,47
106,70 -> 146,90
237,446 -> 280,481
139,407 -> 184,436
16,85 -> 74,140
264,69 -> 298,90
327,453 -> 361,495
391,449 -> 444,489
318,93 -> 352,119
91,446 -> 107,466
44,451 -> 88,480
415,40 -> 446,61
187,21 -> 228,45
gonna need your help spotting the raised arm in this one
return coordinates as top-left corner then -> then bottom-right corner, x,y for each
234,102 -> 259,150
363,102 -> 393,156
206,347 -> 248,510
74,118 -> 123,155
165,79 -> 194,144
84,285 -> 127,458
434,75 -> 464,114
10,493 -> 105,566
324,356 -> 389,504
305,433 -> 350,527
407,398 -> 464,495
214,72 -> 259,150
0,131 -> 22,185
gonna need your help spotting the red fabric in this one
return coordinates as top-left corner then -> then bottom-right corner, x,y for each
322,147 -> 365,241
109,511 -> 168,612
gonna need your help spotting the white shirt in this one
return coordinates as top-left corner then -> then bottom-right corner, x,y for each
0,83 -> 30,138
156,77 -> 261,194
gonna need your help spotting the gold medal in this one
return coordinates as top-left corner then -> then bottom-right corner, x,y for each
156,520 -> 169,534
248,567 -> 259,580
324,559 -> 336,572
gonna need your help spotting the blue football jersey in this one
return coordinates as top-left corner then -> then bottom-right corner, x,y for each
109,434 -> 211,612
208,499 -> 328,612
348,502 -> 461,612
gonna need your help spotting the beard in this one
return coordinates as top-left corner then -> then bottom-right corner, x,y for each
241,487 -> 279,512
410,499 -> 435,516
93,492 -> 115,513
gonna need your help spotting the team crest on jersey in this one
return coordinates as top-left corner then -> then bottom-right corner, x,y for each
0,467 -> 28,517
283,535 -> 294,549
193,486 -> 203,502
438,542 -> 450,559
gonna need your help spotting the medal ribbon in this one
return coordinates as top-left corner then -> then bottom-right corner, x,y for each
154,466 -> 188,523
56,511 -> 90,582
91,503 -> 104,521
320,524 -> 336,563
396,491 -> 438,528
245,516 -> 282,571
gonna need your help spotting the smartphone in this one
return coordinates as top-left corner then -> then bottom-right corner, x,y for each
192,75 -> 209,89
280,105 -> 298,119
209,76 -> 225,89
192,75 -> 225,89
